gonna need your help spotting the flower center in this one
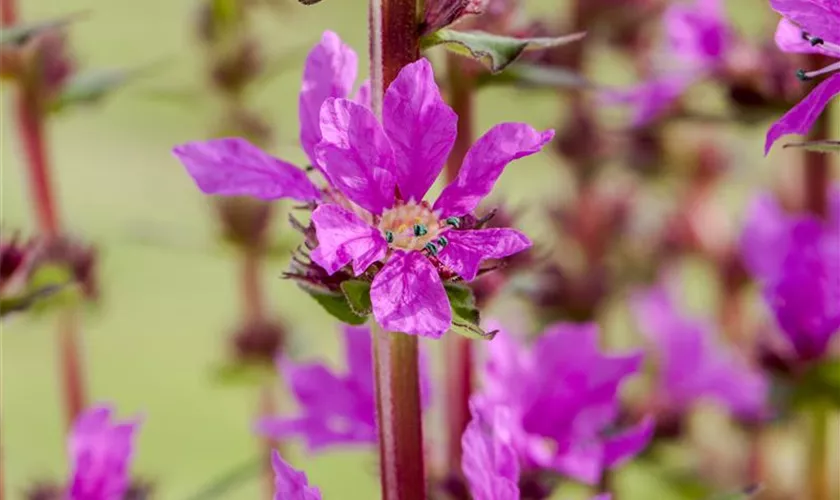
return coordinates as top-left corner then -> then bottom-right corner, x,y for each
379,201 -> 455,252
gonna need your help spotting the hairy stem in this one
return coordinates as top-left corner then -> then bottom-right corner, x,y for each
372,326 -> 426,500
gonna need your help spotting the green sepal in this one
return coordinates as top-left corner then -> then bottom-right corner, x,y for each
421,29 -> 586,73
211,361 -> 275,388
0,13 -> 83,47
299,282 -> 368,325
26,264 -> 80,312
444,283 -> 496,340
340,280 -> 373,317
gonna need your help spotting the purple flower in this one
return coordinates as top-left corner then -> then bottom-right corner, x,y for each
741,188 -> 840,360
173,31 -> 550,338
271,450 -> 321,500
602,0 -> 731,126
461,401 -> 520,500
765,0 -> 840,153
67,405 -> 142,500
479,322 -> 653,485
255,324 -> 432,451
631,285 -> 767,419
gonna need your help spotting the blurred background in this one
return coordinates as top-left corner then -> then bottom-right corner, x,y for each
2,0 -> 837,499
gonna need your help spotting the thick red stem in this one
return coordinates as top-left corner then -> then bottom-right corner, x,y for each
241,248 -> 265,322
369,0 -> 426,495
58,309 -> 86,426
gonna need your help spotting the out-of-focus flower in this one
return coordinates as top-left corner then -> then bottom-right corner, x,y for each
765,0 -> 840,153
255,324 -> 431,451
173,31 -> 551,338
741,187 -> 840,361
478,322 -> 653,485
271,450 -> 321,500
68,405 -> 143,500
602,0 -> 732,126
631,285 -> 767,419
461,401 -> 520,500
27,235 -> 98,301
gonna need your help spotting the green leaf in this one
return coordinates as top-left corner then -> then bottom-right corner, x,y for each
50,63 -> 164,112
0,284 -> 65,318
300,284 -> 368,325
341,280 -> 372,316
444,284 -> 496,340
26,264 -> 80,311
421,29 -> 586,73
211,361 -> 275,387
796,359 -> 840,408
782,140 -> 840,153
0,13 -> 84,47
478,63 -> 592,90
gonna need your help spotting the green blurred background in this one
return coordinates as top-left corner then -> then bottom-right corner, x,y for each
1,0 -> 833,498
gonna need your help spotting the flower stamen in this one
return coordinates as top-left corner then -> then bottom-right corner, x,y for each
797,60 -> 840,81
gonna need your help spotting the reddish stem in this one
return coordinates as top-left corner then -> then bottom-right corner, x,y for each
58,308 -> 86,426
442,51 -> 475,472
3,0 -> 87,430
259,383 -> 279,499
803,105 -> 830,219
241,248 -> 265,322
372,326 -> 426,500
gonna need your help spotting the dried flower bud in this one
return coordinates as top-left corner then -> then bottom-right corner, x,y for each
422,0 -> 487,35
27,234 -> 98,301
210,37 -> 263,95
529,264 -> 609,322
214,197 -> 273,250
15,29 -> 76,105
231,319 -> 286,365
1,231 -> 32,286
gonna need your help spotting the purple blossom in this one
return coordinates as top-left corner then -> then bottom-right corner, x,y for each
741,187 -> 840,360
255,324 -> 432,451
271,451 -> 321,500
602,0 -> 731,126
461,401 -> 520,500
631,285 -> 767,419
478,322 -> 653,485
67,405 -> 142,500
765,0 -> 840,153
173,31 -> 550,338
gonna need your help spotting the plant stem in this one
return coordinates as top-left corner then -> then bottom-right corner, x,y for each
369,0 -> 426,496
807,406 -> 832,500
259,382 -> 278,500
442,51 -> 476,472
241,247 -> 265,322
2,0 -> 87,430
803,55 -> 832,218
372,325 -> 426,500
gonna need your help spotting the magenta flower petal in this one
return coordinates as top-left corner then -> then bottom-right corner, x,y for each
437,228 -> 531,281
632,286 -> 767,417
740,193 -> 790,279
354,79 -> 372,109
310,204 -> 387,275
764,219 -> 840,360
172,138 -> 322,202
603,416 -> 655,468
765,73 -> 840,154
383,59 -> 457,202
769,0 -> 840,45
775,18 -> 837,56
271,450 -> 322,500
68,405 -> 141,500
462,401 -> 520,500
300,31 -> 358,167
434,124 -> 554,218
317,97 -> 398,215
664,0 -> 730,67
370,250 -> 451,337
600,76 -> 695,127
